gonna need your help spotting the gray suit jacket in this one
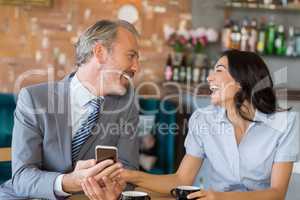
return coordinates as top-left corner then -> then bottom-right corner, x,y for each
0,73 -> 139,200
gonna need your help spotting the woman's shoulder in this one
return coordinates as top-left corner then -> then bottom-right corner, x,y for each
265,109 -> 297,122
261,110 -> 298,133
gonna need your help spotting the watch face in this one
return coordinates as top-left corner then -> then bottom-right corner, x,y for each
117,4 -> 139,23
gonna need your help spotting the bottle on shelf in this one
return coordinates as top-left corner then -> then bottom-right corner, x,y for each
164,54 -> 173,81
192,66 -> 200,84
186,55 -> 193,83
240,17 -> 251,51
230,22 -> 241,50
263,0 -> 273,5
256,17 -> 267,54
200,67 -> 208,84
286,26 -> 297,57
249,18 -> 258,52
295,28 -> 300,56
221,18 -> 233,51
172,55 -> 180,82
179,55 -> 187,83
192,55 -> 201,84
200,58 -> 211,83
274,24 -> 286,56
230,0 -> 244,7
172,66 -> 179,82
265,17 -> 276,55
281,0 -> 288,6
247,0 -> 259,7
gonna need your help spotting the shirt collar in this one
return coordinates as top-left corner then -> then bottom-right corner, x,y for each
253,109 -> 269,124
216,106 -> 269,124
70,74 -> 103,107
216,105 -> 289,135
215,106 -> 228,123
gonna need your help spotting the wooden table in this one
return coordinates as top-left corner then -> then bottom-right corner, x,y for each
70,188 -> 173,200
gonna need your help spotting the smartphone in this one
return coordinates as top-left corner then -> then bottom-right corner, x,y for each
95,145 -> 118,163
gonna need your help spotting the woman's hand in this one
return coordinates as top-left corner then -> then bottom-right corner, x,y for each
119,168 -> 132,181
187,190 -> 221,200
81,176 -> 126,200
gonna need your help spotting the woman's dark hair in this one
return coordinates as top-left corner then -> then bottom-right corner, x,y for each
221,49 -> 291,122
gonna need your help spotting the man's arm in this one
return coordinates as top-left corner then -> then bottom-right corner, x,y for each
11,88 -> 61,199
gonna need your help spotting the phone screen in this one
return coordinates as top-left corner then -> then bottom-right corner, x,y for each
96,146 -> 117,163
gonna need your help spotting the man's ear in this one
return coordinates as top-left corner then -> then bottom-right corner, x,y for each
93,43 -> 108,64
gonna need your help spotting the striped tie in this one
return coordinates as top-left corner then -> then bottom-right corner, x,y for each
71,97 -> 104,163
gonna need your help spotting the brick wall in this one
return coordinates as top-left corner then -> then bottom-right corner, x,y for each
0,0 -> 191,94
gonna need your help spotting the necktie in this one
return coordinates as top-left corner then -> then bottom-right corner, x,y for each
71,97 -> 104,163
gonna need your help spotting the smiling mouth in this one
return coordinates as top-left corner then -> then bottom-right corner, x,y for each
121,71 -> 135,80
209,85 -> 220,93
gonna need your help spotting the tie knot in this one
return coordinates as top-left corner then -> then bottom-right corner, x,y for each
89,97 -> 104,110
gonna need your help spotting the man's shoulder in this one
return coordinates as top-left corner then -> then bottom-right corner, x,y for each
22,79 -> 66,94
17,80 -> 66,109
22,82 -> 52,93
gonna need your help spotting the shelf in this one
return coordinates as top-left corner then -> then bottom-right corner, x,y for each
215,50 -> 300,60
261,54 -> 300,59
219,2 -> 300,12
159,82 -> 300,101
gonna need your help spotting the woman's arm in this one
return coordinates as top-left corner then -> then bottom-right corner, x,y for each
188,162 -> 293,200
121,154 -> 203,194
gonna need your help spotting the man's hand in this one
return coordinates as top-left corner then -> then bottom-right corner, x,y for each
62,159 -> 123,193
81,176 -> 126,200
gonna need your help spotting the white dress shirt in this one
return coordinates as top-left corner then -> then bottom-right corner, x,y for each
54,74 -> 102,196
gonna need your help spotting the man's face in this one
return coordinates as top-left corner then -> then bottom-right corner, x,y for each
100,27 -> 139,96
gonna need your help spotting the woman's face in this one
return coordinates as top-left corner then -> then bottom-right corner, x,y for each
207,56 -> 241,106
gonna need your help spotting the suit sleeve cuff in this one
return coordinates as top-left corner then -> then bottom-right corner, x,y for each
54,174 -> 71,197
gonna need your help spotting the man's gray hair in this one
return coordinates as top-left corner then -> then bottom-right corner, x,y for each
75,19 -> 139,67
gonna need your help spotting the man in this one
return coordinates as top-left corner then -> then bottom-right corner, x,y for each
0,19 -> 140,200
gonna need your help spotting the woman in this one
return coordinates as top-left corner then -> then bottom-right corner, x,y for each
120,50 -> 299,200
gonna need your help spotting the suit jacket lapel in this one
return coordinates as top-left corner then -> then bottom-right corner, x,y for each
54,73 -> 74,170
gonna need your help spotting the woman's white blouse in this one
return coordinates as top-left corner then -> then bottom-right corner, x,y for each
185,105 -> 299,192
